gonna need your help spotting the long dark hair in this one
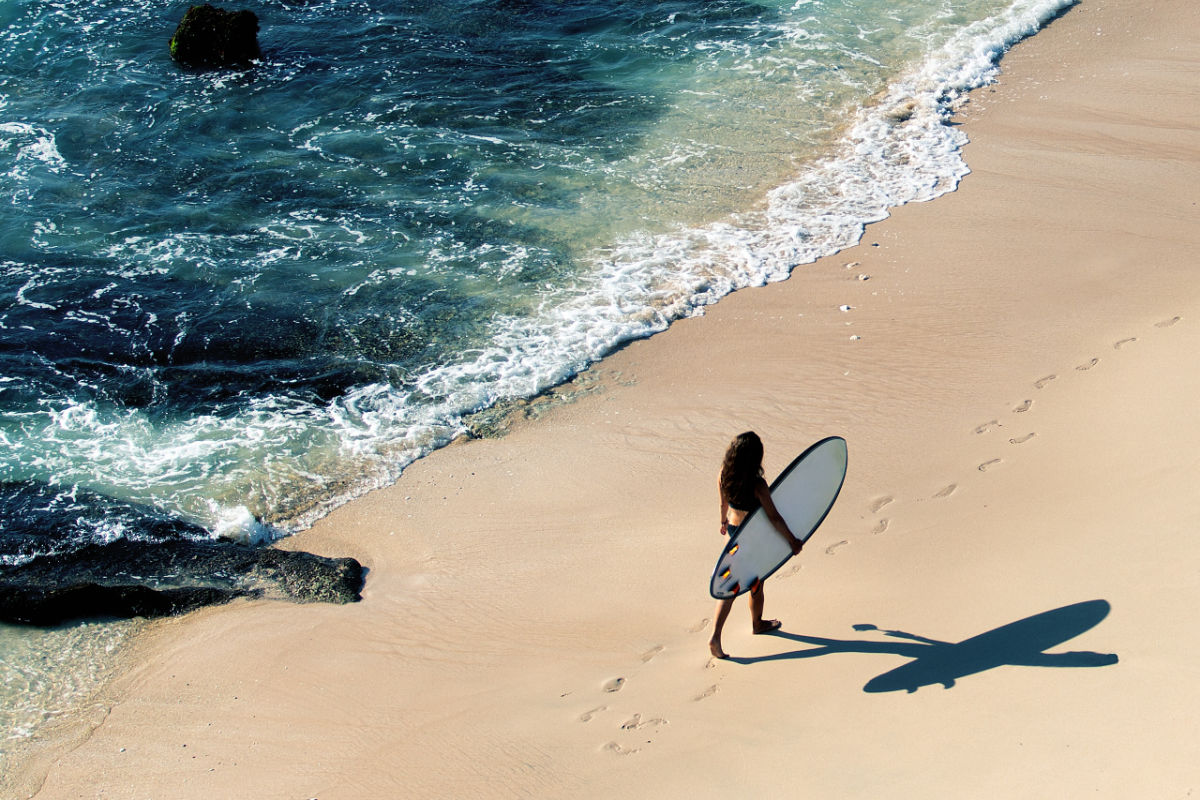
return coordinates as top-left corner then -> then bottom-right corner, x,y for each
719,431 -> 764,505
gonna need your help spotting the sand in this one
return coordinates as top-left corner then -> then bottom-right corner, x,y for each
7,0 -> 1200,796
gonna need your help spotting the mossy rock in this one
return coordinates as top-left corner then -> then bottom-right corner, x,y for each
170,4 -> 261,68
0,540 -> 365,625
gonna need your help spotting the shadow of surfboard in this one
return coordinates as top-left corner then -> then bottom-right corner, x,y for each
730,599 -> 1118,693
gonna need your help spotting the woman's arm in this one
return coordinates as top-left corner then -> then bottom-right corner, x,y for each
754,480 -> 803,554
718,480 -> 730,536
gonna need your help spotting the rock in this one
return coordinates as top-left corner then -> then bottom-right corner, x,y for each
169,4 -> 261,68
0,482 -> 365,625
0,539 -> 364,626
0,480 -> 212,565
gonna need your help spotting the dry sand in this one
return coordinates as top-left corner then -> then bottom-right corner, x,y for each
8,0 -> 1200,796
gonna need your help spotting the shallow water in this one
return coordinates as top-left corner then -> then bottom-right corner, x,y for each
0,618 -> 139,772
0,0 -> 1073,750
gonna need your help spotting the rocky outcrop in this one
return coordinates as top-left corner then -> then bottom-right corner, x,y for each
169,4 -> 261,68
0,539 -> 364,626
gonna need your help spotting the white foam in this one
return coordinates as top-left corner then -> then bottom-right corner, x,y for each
210,504 -> 280,545
0,121 -> 66,173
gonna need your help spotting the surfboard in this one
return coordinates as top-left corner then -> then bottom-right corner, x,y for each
709,436 -> 847,600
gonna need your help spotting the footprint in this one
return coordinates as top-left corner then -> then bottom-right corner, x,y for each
579,706 -> 607,723
640,645 -> 664,664
693,685 -> 719,702
602,677 -> 625,693
933,483 -> 957,498
1034,375 -> 1057,389
978,458 -> 1002,472
1156,316 -> 1181,328
1013,399 -> 1032,413
1114,337 -> 1137,350
1076,358 -> 1099,371
776,562 -> 802,580
872,518 -> 890,535
974,420 -> 1000,434
603,741 -> 639,756
869,495 -> 894,514
826,539 -> 849,554
1009,433 -> 1036,445
621,714 -> 666,731
686,618 -> 710,634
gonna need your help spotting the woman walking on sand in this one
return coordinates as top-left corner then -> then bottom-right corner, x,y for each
710,431 -> 803,659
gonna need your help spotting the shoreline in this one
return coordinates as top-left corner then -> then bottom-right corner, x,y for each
9,0 -> 1200,796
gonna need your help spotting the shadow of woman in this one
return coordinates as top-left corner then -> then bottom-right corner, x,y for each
730,599 -> 1118,693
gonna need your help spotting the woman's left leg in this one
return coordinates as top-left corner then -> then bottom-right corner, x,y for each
709,597 -> 735,658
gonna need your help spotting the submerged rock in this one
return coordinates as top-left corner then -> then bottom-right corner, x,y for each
883,100 -> 917,125
0,481 -> 212,565
169,4 -> 261,68
0,539 -> 364,626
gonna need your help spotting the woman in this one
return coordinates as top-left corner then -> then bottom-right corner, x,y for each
710,431 -> 803,659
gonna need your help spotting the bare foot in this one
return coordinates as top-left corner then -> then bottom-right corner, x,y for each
753,619 -> 782,635
709,640 -> 729,659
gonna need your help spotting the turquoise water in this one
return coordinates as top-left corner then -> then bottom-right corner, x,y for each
0,0 -> 1073,755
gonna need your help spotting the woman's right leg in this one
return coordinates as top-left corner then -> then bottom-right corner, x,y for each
749,583 -> 781,634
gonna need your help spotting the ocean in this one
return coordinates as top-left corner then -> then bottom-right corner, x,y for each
1,0 -> 1072,756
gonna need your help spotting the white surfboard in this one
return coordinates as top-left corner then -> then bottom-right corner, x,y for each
709,436 -> 847,600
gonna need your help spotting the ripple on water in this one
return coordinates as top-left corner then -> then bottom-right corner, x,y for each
0,618 -> 140,758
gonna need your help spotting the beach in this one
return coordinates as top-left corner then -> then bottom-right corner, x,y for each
7,0 -> 1200,795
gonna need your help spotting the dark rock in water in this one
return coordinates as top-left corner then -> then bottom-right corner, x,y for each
0,539 -> 364,626
0,260 -> 420,415
0,481 -> 212,565
170,4 -> 261,68
0,482 -> 364,625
